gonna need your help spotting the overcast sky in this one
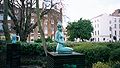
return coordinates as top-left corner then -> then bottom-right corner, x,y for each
63,0 -> 120,21
62,0 -> 120,28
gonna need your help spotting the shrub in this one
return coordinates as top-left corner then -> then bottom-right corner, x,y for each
73,43 -> 111,66
107,42 -> 120,50
20,42 -> 56,56
45,36 -> 53,43
34,39 -> 42,43
111,62 -> 120,68
93,62 -> 110,68
109,48 -> 120,62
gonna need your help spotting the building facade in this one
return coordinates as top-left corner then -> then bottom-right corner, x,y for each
91,9 -> 120,42
0,3 -> 62,42
27,9 -> 62,42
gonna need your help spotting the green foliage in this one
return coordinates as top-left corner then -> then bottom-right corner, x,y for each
1,42 -> 120,67
20,42 -> 56,56
93,62 -> 110,68
107,42 -> 120,50
72,42 -> 120,67
0,45 -> 6,53
112,63 -> 120,68
34,39 -> 42,43
45,36 -> 53,43
66,18 -> 93,41
73,43 -> 111,65
109,48 -> 120,62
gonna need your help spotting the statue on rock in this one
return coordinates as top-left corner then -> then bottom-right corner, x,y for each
55,21 -> 73,54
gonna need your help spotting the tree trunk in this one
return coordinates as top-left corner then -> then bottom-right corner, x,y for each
3,0 -> 11,42
36,0 -> 47,56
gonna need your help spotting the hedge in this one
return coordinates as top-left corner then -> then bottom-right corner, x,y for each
73,43 -> 111,67
0,42 -> 120,67
73,42 -> 120,67
19,42 -> 56,56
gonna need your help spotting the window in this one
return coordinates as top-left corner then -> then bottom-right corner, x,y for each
95,24 -> 96,28
98,38 -> 99,42
95,31 -> 96,35
119,18 -> 120,23
98,19 -> 99,22
110,34 -> 112,38
98,30 -> 99,35
109,27 -> 112,31
31,39 -> 33,41
119,24 -> 120,29
114,24 -> 116,28
115,30 -> 117,35
109,21 -> 111,24
119,31 -> 120,36
103,38 -> 105,41
94,38 -> 96,42
114,18 -> 116,22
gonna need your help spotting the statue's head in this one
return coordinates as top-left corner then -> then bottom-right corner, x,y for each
57,21 -> 62,32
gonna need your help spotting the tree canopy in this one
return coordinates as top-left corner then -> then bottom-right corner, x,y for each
1,0 -> 63,42
66,18 -> 93,41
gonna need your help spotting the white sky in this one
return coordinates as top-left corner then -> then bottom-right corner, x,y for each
62,0 -> 120,28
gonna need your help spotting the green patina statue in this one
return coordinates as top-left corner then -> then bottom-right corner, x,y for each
55,21 -> 73,54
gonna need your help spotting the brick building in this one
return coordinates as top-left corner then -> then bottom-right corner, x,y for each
28,8 -> 62,42
0,3 -> 62,42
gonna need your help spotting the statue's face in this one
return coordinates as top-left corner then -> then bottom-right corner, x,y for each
58,25 -> 62,32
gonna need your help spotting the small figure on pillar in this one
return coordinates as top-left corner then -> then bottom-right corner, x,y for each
55,21 -> 73,54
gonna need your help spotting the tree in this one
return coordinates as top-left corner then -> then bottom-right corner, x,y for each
7,0 -> 62,42
66,18 -> 93,41
1,0 -> 63,56
7,0 -> 37,41
36,0 -> 63,56
3,0 -> 11,42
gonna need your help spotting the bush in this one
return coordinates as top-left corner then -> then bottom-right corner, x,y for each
109,48 -> 120,62
107,42 -> 120,50
112,64 -> 120,68
34,39 -> 42,43
20,42 -> 56,56
0,45 -> 6,53
93,62 -> 110,68
73,42 -> 111,67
